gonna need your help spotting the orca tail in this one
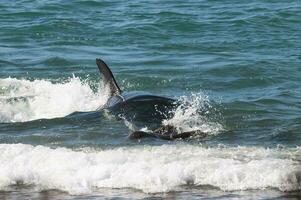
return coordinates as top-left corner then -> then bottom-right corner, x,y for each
96,58 -> 122,96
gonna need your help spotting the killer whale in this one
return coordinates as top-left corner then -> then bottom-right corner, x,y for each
96,58 -> 175,126
96,58 -> 204,139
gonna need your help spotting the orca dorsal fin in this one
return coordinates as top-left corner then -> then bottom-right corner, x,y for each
96,58 -> 122,96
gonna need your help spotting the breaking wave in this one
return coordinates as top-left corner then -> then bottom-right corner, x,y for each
0,144 -> 300,194
0,77 -> 107,123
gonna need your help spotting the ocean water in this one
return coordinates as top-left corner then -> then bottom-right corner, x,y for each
0,0 -> 301,199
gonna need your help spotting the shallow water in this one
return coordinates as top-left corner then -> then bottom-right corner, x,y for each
0,0 -> 300,199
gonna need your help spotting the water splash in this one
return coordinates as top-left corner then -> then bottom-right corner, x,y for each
163,92 -> 223,135
0,77 -> 107,122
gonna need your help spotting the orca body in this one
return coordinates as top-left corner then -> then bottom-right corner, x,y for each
95,59 -> 204,140
96,59 -> 175,127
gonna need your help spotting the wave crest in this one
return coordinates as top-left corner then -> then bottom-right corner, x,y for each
0,144 -> 300,194
0,77 -> 105,122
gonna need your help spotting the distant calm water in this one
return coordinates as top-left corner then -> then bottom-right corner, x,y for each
0,0 -> 300,199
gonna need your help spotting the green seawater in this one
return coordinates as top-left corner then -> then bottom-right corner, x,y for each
0,1 -> 301,199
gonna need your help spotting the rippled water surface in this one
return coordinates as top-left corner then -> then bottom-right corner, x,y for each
0,0 -> 300,199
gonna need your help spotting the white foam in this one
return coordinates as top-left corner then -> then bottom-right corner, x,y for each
0,144 -> 300,194
0,77 -> 107,122
163,93 -> 223,135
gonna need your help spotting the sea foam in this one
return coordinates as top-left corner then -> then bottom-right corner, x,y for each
0,144 -> 300,194
0,77 -> 106,122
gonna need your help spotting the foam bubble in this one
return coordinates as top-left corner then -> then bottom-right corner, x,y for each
0,77 -> 107,122
0,144 -> 300,194
163,93 -> 223,135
